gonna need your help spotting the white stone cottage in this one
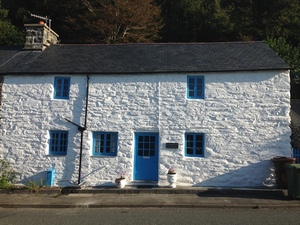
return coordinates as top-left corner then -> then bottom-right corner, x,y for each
0,24 -> 291,187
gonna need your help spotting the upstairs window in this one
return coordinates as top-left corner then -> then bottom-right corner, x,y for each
54,77 -> 70,99
185,133 -> 205,157
93,132 -> 118,156
49,131 -> 68,155
187,76 -> 204,99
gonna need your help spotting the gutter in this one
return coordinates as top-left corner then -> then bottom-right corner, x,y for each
0,66 -> 292,76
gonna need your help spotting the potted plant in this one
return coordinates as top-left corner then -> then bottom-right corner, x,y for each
167,168 -> 177,188
115,172 -> 126,189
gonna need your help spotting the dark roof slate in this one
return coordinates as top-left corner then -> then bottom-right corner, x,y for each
0,42 -> 290,75
0,46 -> 22,67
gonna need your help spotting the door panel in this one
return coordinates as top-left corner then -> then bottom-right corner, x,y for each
134,133 -> 159,181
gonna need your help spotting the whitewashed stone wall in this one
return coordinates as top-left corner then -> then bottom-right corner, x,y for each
0,71 -> 291,187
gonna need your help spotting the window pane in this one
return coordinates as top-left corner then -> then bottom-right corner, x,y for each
196,148 -> 202,155
187,148 -> 193,154
50,131 -> 68,155
93,132 -> 118,156
150,136 -> 155,142
150,143 -> 155,150
54,77 -> 70,99
196,90 -> 202,97
196,135 -> 202,141
187,142 -> 193,148
197,77 -> 202,85
136,134 -> 157,157
187,135 -> 193,141
185,133 -> 204,157
187,76 -> 204,99
62,91 -> 68,97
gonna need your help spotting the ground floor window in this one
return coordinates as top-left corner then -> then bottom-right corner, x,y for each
49,130 -> 68,155
93,132 -> 118,156
185,133 -> 205,157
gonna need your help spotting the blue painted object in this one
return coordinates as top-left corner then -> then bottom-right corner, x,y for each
187,76 -> 204,99
293,148 -> 300,163
46,168 -> 55,186
93,132 -> 118,156
49,131 -> 68,155
54,77 -> 70,99
134,133 -> 159,181
185,133 -> 205,157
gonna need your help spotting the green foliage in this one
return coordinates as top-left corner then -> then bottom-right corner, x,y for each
265,37 -> 300,98
0,159 -> 21,189
159,0 -> 233,42
2,0 -> 300,45
291,121 -> 300,149
2,0 -> 163,44
265,37 -> 300,81
26,180 -> 40,193
0,0 -> 23,46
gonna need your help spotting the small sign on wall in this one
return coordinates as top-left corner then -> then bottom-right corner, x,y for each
166,143 -> 179,149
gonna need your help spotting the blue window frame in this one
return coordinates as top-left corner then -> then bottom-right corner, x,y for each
54,77 -> 70,99
185,133 -> 205,157
187,76 -> 204,99
49,131 -> 68,155
93,132 -> 118,156
293,148 -> 300,163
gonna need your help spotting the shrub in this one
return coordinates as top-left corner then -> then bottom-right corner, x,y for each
0,159 -> 21,189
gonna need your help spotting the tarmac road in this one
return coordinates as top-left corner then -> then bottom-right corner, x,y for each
0,208 -> 299,225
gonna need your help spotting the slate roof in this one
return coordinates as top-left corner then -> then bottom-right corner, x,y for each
0,42 -> 290,75
0,46 -> 22,67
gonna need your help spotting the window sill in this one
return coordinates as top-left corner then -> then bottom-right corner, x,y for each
46,154 -> 67,157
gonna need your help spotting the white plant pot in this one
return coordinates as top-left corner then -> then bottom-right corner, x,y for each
167,174 -> 177,188
115,178 -> 126,189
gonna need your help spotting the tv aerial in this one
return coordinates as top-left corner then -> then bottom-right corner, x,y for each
31,13 -> 52,29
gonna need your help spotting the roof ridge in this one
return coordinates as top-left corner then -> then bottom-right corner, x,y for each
52,41 -> 264,47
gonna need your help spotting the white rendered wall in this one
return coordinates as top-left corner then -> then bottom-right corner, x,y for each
0,71 -> 291,187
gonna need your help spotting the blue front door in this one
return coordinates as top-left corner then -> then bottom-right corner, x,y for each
134,132 -> 159,181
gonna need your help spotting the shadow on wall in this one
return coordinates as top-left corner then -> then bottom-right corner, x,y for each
57,147 -> 78,187
20,171 -> 48,186
193,160 -> 275,188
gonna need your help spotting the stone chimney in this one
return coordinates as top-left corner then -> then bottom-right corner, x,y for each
24,23 -> 59,50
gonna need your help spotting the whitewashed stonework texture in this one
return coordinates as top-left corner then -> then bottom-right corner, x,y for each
0,70 -> 291,187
